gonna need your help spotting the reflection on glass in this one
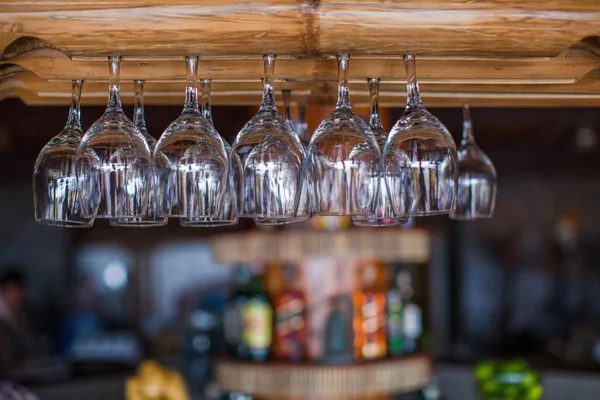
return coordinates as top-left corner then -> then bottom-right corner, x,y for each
111,80 -> 168,227
450,105 -> 497,220
34,80 -> 93,227
77,56 -> 152,219
181,79 -> 240,227
308,54 -> 381,217
254,89 -> 311,225
154,56 -> 229,219
232,55 -> 305,220
383,55 -> 457,217
352,78 -> 408,227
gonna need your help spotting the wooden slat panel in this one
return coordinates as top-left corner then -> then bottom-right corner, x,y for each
1,48 -> 597,82
215,355 -> 432,397
0,1 -> 306,56
318,1 -> 600,57
3,1 -> 600,57
3,1 -> 600,106
8,69 -> 600,108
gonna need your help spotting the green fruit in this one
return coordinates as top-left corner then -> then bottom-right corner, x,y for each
475,361 -> 496,382
527,384 -> 543,400
481,380 -> 499,393
522,371 -> 538,387
503,385 -> 519,396
500,359 -> 528,373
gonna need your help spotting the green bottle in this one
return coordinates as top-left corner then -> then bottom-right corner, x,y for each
387,288 -> 404,356
241,275 -> 273,361
399,269 -> 422,354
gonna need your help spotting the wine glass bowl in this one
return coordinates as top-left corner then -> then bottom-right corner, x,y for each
383,55 -> 457,217
232,55 -> 305,220
154,56 -> 229,219
110,80 -> 168,227
352,78 -> 407,227
254,89 -> 311,226
450,105 -> 497,220
180,79 -> 239,227
77,56 -> 152,219
33,80 -> 93,228
308,54 -> 381,217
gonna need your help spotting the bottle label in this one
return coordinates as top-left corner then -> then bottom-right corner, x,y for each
242,299 -> 272,350
403,303 -> 422,339
275,293 -> 306,361
387,291 -> 404,354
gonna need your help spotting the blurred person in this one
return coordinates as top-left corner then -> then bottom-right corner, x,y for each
58,276 -> 106,354
0,268 -> 31,377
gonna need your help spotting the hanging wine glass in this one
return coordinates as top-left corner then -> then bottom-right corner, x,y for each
450,105 -> 497,220
382,55 -> 457,217
254,89 -> 311,225
231,55 -> 305,220
33,80 -> 93,227
154,56 -> 229,219
181,79 -> 239,227
352,78 -> 408,227
110,80 -> 168,227
307,54 -> 381,216
77,56 -> 151,219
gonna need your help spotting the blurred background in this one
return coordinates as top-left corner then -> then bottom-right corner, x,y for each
2,98 -> 600,399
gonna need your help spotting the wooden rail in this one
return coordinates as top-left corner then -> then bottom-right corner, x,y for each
2,1 -> 600,106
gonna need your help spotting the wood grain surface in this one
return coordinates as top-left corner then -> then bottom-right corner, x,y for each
2,0 -> 600,106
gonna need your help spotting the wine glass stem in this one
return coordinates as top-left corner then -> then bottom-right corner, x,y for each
133,80 -> 146,131
462,104 -> 476,145
404,55 -> 423,110
260,54 -> 277,111
283,89 -> 293,128
298,102 -> 309,144
336,53 -> 351,109
368,78 -> 383,130
66,79 -> 83,130
183,56 -> 200,113
107,55 -> 122,110
201,79 -> 213,125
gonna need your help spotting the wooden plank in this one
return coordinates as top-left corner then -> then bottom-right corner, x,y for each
9,67 -> 600,108
318,1 -> 600,57
3,1 -> 600,57
0,1 -> 306,56
2,0 -> 600,107
1,47 -> 598,82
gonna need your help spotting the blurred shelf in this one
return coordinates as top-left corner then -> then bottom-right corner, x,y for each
209,229 -> 431,264
214,354 -> 432,398
3,2 -> 600,106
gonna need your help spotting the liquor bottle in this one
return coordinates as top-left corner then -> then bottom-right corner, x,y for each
398,269 -> 423,355
274,264 -> 307,362
241,275 -> 273,361
323,294 -> 354,364
224,267 -> 251,359
386,282 -> 404,357
353,263 -> 387,360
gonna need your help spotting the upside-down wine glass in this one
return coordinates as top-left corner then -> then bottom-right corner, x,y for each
110,80 -> 167,227
450,105 -> 497,220
307,54 -> 381,216
382,55 -> 457,217
254,89 -> 311,225
77,56 -> 151,219
33,80 -> 93,227
232,55 -> 305,220
154,56 -> 229,219
181,79 -> 239,227
352,78 -> 407,227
